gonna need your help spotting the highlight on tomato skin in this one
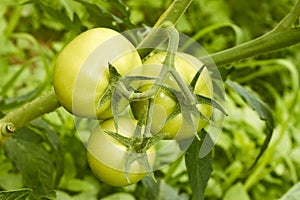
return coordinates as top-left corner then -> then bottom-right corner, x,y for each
86,117 -> 156,187
130,52 -> 214,140
53,28 -> 142,120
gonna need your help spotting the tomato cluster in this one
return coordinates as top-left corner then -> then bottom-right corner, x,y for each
53,28 -> 214,186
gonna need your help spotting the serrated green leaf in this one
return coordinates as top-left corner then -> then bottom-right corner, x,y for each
280,182 -> 300,200
107,0 -> 131,18
226,80 -> 274,168
185,130 -> 212,200
74,0 -> 111,28
30,120 -> 64,187
74,0 -> 132,29
3,127 -> 60,199
0,188 -> 32,200
30,0 -> 82,33
226,80 -> 274,128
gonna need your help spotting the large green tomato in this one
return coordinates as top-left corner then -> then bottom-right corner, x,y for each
53,28 -> 142,119
87,117 -> 156,187
131,52 -> 213,140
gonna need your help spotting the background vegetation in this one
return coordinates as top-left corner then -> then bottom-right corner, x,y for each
1,0 -> 300,199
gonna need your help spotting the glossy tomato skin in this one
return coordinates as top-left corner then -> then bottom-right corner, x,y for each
131,52 -> 214,140
87,117 -> 156,187
53,28 -> 142,119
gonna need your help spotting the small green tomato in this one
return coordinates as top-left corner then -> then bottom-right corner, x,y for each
131,52 -> 214,140
53,28 -> 142,119
87,117 -> 156,186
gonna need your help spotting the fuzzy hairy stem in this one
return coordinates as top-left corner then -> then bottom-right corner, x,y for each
0,90 -> 60,143
201,27 -> 300,67
201,0 -> 300,67
137,0 -> 192,57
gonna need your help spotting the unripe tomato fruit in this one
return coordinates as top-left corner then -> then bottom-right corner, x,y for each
87,117 -> 156,187
53,28 -> 142,119
131,52 -> 213,140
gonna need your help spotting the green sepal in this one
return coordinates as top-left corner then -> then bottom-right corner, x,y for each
111,90 -> 122,132
195,94 -> 227,115
134,101 -> 150,138
168,89 -> 201,140
97,63 -> 122,111
164,88 -> 218,140
189,64 -> 206,90
132,105 -> 147,139
159,83 -> 178,102
144,98 -> 155,137
146,132 -> 168,148
103,130 -> 132,148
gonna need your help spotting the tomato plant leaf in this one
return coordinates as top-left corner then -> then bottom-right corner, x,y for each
30,120 -> 64,187
3,126 -> 61,199
0,188 -> 32,200
185,130 -> 213,200
226,80 -> 274,168
74,0 -> 133,30
28,0 -> 83,33
108,0 -> 131,18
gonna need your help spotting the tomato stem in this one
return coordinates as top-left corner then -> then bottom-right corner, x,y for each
137,0 -> 192,57
273,0 -> 300,31
0,90 -> 61,144
202,0 -> 300,67
202,28 -> 300,67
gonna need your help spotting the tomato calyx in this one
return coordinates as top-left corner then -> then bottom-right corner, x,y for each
163,64 -> 227,124
103,129 -> 164,183
103,110 -> 167,183
111,64 -> 215,140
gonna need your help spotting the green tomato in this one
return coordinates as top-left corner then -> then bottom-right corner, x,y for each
87,117 -> 156,187
53,28 -> 142,119
130,52 -> 213,140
